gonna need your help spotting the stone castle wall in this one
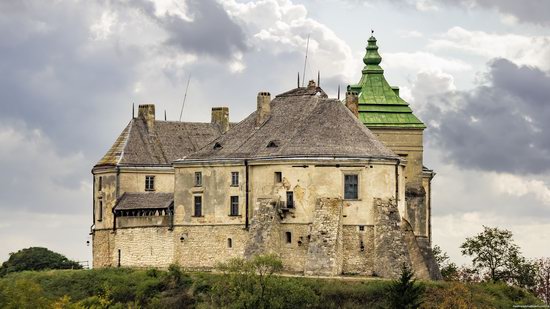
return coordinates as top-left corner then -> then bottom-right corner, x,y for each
341,225 -> 375,275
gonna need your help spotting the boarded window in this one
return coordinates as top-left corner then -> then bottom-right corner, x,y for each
230,196 -> 239,216
194,172 -> 202,186
344,174 -> 358,199
194,196 -> 202,217
286,191 -> 294,208
275,172 -> 282,183
231,172 -> 239,186
145,175 -> 155,191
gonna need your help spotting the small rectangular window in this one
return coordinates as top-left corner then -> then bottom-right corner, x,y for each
194,196 -> 202,217
275,172 -> 282,183
231,172 -> 239,186
145,175 -> 155,191
285,231 -> 292,244
359,225 -> 365,231
230,196 -> 239,216
98,199 -> 103,221
344,174 -> 359,200
98,176 -> 103,191
227,238 -> 232,248
194,172 -> 202,187
286,191 -> 294,208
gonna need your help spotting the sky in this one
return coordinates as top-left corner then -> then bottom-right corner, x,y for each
1,0 -> 549,266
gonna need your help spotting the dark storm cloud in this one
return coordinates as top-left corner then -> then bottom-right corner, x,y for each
420,59 -> 550,174
126,0 -> 247,59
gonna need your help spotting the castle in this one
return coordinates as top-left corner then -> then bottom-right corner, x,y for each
91,36 -> 441,279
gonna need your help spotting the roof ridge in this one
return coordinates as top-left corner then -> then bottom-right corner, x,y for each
117,119 -> 134,165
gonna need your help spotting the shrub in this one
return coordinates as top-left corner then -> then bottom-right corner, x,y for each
0,247 -> 82,276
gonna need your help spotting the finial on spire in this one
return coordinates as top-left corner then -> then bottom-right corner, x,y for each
338,84 -> 341,100
371,29 -> 374,35
132,103 -> 135,119
317,71 -> 320,87
363,35 -> 382,67
297,72 -> 300,88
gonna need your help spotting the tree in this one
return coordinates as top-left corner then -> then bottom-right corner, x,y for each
0,247 -> 82,276
432,245 -> 459,281
460,226 -> 522,282
534,258 -> 550,305
386,264 -> 424,309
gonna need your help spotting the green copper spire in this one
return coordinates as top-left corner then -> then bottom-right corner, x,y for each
348,36 -> 426,129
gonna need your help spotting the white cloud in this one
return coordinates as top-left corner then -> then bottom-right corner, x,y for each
491,173 -> 550,206
220,0 -> 356,80
384,51 -> 471,73
428,27 -> 550,70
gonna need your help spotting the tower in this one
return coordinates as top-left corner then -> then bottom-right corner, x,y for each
347,35 -> 433,242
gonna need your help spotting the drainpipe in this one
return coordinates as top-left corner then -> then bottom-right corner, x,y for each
91,172 -> 96,234
245,160 -> 249,230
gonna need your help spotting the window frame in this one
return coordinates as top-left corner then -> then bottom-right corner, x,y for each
98,176 -> 103,192
286,191 -> 294,208
194,172 -> 202,187
343,173 -> 359,200
230,196 -> 239,216
274,172 -> 282,183
145,175 -> 155,191
231,172 -> 239,187
193,195 -> 203,217
98,199 -> 103,222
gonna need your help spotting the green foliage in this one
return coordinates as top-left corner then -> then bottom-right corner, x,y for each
432,245 -> 459,281
386,265 -> 424,309
0,247 -> 82,277
0,278 -> 51,308
461,226 -> 523,282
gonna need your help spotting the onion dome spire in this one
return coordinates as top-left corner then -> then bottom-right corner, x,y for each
363,34 -> 383,72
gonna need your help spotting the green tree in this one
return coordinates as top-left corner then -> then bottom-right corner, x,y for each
534,258 -> 550,305
460,226 -> 522,282
432,245 -> 459,281
387,264 -> 424,309
0,247 -> 82,277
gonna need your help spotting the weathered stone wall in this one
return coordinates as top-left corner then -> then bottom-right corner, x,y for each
244,198 -> 280,258
416,236 -> 443,280
342,225 -> 374,275
278,223 -> 310,273
92,229 -> 115,268
400,219 -> 431,280
373,198 -> 411,278
304,198 -> 344,276
114,227 -> 174,268
173,225 -> 247,269
405,187 -> 427,237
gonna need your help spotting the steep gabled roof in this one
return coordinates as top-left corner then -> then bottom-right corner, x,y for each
95,118 -> 225,167
181,86 -> 397,161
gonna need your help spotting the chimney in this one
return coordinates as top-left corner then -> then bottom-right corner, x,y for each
256,92 -> 271,127
345,91 -> 359,117
211,107 -> 230,133
138,104 -> 156,133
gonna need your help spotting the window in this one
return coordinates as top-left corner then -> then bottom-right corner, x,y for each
344,174 -> 358,200
98,176 -> 103,191
194,196 -> 202,217
231,172 -> 239,186
227,238 -> 232,248
230,196 -> 239,216
275,172 -> 282,183
98,199 -> 103,221
358,225 -> 365,231
285,231 -> 292,244
286,191 -> 294,208
145,175 -> 155,191
194,172 -> 202,187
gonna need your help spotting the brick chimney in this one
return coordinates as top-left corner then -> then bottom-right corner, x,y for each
138,104 -> 155,133
256,92 -> 271,127
345,91 -> 359,117
211,107 -> 229,133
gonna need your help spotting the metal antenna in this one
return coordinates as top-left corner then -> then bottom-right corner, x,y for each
297,72 -> 300,88
179,74 -> 192,122
338,85 -> 340,100
132,103 -> 134,119
302,34 -> 310,87
164,110 -> 167,121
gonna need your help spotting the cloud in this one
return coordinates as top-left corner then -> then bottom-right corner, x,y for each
429,27 -> 550,70
384,52 -> 471,73
418,59 -> 550,175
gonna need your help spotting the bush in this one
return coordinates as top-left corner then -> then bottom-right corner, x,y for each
386,265 -> 424,309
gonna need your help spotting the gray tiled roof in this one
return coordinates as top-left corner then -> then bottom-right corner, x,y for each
114,192 -> 173,210
182,87 -> 397,161
95,119 -> 225,167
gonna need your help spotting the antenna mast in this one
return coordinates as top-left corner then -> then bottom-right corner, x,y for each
302,34 -> 310,87
179,75 -> 192,122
